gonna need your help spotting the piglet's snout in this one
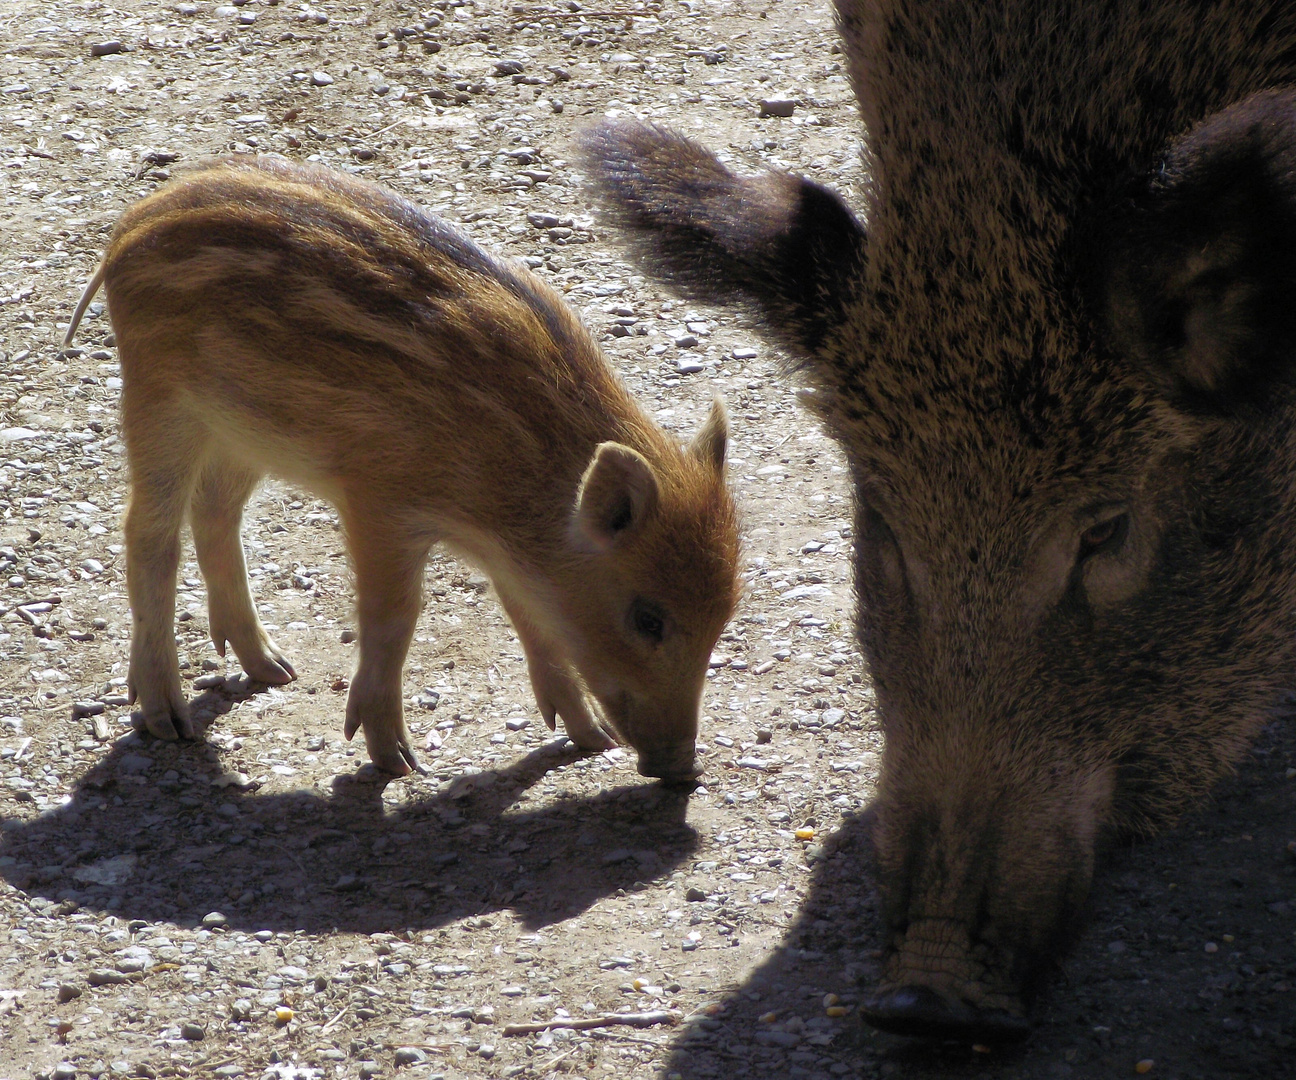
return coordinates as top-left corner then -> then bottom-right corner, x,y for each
635,741 -> 699,783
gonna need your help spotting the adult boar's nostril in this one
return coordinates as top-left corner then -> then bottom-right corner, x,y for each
860,985 -> 1032,1043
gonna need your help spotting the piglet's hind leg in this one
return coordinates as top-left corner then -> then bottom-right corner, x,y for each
190,456 -> 295,685
122,400 -> 203,741
342,509 -> 430,776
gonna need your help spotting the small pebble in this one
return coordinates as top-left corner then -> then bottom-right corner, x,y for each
340,628 -> 357,643
392,1047 -> 427,1066
57,983 -> 82,1003
1135,1061 -> 1155,1075
181,1022 -> 205,1041
1204,941 -> 1218,953
310,71 -> 333,86
90,41 -> 124,56
202,911 -> 227,927
52,1065 -> 77,1080
759,97 -> 796,117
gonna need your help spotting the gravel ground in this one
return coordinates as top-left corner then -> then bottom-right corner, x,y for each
0,2 -> 1291,1079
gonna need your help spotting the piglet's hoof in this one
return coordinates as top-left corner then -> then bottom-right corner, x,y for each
131,706 -> 195,741
358,731 -> 429,777
240,654 -> 296,686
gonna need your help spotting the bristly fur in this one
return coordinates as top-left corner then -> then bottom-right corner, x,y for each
583,0 -> 1296,1041
577,122 -> 867,356
77,154 -> 740,783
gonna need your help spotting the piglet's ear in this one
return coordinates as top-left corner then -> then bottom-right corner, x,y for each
573,442 -> 660,552
689,398 -> 729,472
1103,90 -> 1296,411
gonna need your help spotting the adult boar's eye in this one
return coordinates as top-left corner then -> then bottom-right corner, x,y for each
1078,513 -> 1129,562
629,598 -> 666,644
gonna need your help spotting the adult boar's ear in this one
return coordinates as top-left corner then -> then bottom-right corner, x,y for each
573,442 -> 660,552
1103,90 -> 1296,411
579,120 -> 867,358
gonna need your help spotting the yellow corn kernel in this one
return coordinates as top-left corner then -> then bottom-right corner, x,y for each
795,827 -> 815,841
1135,1060 -> 1154,1075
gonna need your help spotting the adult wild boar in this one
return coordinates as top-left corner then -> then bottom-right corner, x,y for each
64,156 -> 739,784
582,0 -> 1296,1042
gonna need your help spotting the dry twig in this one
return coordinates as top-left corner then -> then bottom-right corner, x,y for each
503,1010 -> 679,1036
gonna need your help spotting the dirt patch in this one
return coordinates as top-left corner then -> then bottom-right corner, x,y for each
0,1 -> 1291,1079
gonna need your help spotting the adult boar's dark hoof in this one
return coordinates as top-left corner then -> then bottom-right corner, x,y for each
860,985 -> 1032,1043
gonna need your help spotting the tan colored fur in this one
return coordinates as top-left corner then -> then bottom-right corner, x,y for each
71,155 -> 740,779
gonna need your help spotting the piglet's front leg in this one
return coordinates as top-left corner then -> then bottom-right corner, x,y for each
503,603 -> 617,752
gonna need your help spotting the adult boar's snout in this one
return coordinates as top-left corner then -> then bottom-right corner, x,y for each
861,982 -> 1032,1043
862,746 -> 1113,1042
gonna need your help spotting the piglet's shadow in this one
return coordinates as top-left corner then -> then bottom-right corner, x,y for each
0,686 -> 697,934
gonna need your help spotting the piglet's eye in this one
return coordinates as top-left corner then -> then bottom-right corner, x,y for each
630,598 -> 666,644
1078,513 -> 1129,562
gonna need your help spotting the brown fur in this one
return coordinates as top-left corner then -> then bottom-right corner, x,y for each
582,0 -> 1296,1041
68,154 -> 740,782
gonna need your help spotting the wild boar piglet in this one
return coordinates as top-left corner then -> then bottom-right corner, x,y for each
65,154 -> 740,782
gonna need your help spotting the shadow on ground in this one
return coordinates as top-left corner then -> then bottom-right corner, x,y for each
662,716 -> 1295,1080
0,686 -> 698,936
